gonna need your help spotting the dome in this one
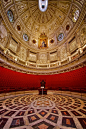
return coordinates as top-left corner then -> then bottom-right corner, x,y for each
0,0 -> 86,74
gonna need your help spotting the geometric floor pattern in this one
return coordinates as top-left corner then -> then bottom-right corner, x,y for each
0,94 -> 86,129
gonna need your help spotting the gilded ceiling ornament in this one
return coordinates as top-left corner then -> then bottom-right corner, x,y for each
81,27 -> 86,35
32,40 -> 36,44
17,25 -> 21,31
66,25 -> 70,31
50,39 -> 54,43
0,0 -> 85,74
0,22 -> 7,39
80,26 -> 86,45
0,22 -> 7,46
39,0 -> 48,12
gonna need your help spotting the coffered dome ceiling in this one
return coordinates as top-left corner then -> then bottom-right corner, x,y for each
0,0 -> 86,74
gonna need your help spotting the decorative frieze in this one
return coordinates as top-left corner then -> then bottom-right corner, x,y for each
8,38 -> 18,53
18,46 -> 27,61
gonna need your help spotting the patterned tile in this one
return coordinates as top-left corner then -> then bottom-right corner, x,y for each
47,114 -> 58,123
70,106 -> 77,109
0,107 -> 3,109
62,117 -> 76,128
61,111 -> 70,116
10,118 -> 24,128
73,104 -> 80,107
78,109 -> 86,115
64,107 -> 71,110
5,111 -> 16,116
5,104 -> 12,107
28,115 -> 40,123
20,128 -> 26,129
71,111 -> 81,116
45,109 -> 49,111
0,94 -> 86,129
83,107 -> 86,110
39,110 -> 47,117
52,109 -> 58,114
22,107 -> 29,110
37,109 -> 41,111
0,118 -> 8,128
0,109 -> 8,115
9,105 -> 16,109
28,110 -> 34,114
32,121 -> 54,129
16,111 -> 25,116
78,118 -> 86,129
15,107 -> 23,110
56,107 -> 64,110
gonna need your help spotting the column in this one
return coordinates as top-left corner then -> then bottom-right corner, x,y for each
67,41 -> 70,56
36,52 -> 39,67
16,42 -> 21,55
47,52 -> 50,60
76,33 -> 82,49
67,41 -> 71,62
47,52 -> 50,67
5,32 -> 11,48
57,49 -> 61,66
26,49 -> 30,61
37,52 -> 39,60
76,33 -> 83,54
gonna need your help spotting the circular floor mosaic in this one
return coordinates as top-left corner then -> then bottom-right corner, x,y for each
0,94 -> 86,129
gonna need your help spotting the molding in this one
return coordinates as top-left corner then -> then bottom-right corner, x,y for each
0,49 -> 86,75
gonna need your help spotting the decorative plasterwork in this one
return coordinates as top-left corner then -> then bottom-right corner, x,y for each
0,49 -> 86,75
0,22 -> 8,47
9,38 -> 18,52
80,24 -> 86,46
0,0 -> 86,74
1,0 -> 86,51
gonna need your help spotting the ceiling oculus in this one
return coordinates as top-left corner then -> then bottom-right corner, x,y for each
39,0 -> 48,12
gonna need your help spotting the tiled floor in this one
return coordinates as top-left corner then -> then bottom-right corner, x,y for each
0,93 -> 86,129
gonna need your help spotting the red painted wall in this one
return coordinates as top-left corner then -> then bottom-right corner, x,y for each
0,66 -> 86,91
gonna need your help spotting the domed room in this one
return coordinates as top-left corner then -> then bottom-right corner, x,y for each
0,0 -> 86,129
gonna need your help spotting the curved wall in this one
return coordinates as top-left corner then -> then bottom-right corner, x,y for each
0,0 -> 86,75
0,66 -> 86,92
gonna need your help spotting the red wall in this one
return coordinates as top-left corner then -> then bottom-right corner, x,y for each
0,66 -> 86,90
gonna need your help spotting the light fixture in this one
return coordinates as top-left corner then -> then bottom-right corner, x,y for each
39,0 -> 48,12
